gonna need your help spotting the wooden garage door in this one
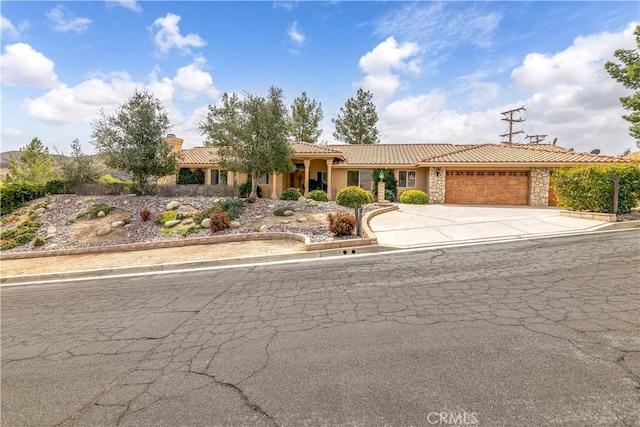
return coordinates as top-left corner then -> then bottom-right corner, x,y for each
445,170 -> 530,205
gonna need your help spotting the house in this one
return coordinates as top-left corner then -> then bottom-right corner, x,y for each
167,135 -> 632,207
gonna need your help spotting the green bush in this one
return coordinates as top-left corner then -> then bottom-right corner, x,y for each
155,210 -> 177,225
335,186 -> 373,207
552,164 -> 640,214
210,211 -> 230,233
274,206 -> 294,216
0,218 -> 41,250
399,189 -> 429,204
77,203 -> 116,219
177,168 -> 205,185
221,198 -> 244,220
239,181 -> 262,198
307,190 -> 328,202
44,179 -> 74,195
0,183 -> 45,215
327,212 -> 356,237
280,187 -> 303,201
372,168 -> 398,202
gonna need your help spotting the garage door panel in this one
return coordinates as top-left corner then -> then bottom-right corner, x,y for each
445,170 -> 529,205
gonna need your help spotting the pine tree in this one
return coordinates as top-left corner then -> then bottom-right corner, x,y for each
290,92 -> 324,143
332,88 -> 379,144
5,137 -> 57,185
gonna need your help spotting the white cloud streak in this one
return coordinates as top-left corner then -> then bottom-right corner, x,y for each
46,5 -> 92,34
288,21 -> 305,45
106,0 -> 142,13
150,13 -> 206,55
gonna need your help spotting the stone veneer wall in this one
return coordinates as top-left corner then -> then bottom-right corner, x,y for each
428,167 -> 445,204
530,167 -> 550,206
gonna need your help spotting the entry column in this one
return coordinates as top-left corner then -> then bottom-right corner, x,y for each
303,159 -> 310,197
326,159 -> 333,200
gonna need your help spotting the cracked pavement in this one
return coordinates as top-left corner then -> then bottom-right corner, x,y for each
2,230 -> 639,426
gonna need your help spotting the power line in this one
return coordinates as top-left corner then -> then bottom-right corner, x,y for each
499,106 -> 526,144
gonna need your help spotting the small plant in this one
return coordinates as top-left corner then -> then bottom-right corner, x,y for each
307,190 -> 329,202
210,211 -> 230,233
155,210 -> 177,225
182,226 -> 202,237
33,237 -> 46,247
274,206 -> 294,216
77,203 -> 115,219
221,198 -> 245,220
239,181 -> 262,198
0,218 -> 42,250
280,187 -> 303,201
335,186 -> 373,208
399,189 -> 429,204
140,208 -> 152,222
327,212 -> 356,237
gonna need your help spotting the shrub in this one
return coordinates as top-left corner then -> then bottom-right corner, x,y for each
33,237 -> 46,247
399,189 -> 429,204
239,181 -> 262,198
0,183 -> 45,215
274,206 -> 294,216
44,180 -> 74,195
177,168 -> 205,185
155,210 -> 176,225
307,190 -> 328,202
327,212 -> 356,237
336,186 -> 373,207
140,208 -> 152,222
182,226 -> 202,237
552,164 -> 640,214
0,218 -> 41,250
77,203 -> 116,219
221,198 -> 244,220
280,187 -> 303,201
372,168 -> 398,202
210,211 -> 230,233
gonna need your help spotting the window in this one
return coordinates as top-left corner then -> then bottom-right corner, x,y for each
258,174 -> 270,185
347,170 -> 372,190
210,169 -> 228,185
398,171 -> 416,187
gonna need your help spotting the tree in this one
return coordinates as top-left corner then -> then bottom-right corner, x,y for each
289,92 -> 323,143
91,89 -> 180,194
199,86 -> 295,201
5,137 -> 57,185
332,88 -> 379,144
605,25 -> 640,148
57,139 -> 101,186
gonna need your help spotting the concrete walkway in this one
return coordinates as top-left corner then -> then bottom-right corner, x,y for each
369,204 -> 611,248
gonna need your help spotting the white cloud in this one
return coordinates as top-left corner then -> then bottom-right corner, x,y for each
2,128 -> 22,138
107,0 -> 142,13
46,5 -> 92,34
172,57 -> 219,100
357,37 -> 421,102
150,13 -> 206,55
466,82 -> 501,107
0,43 -> 59,88
1,15 -> 19,38
288,21 -> 305,45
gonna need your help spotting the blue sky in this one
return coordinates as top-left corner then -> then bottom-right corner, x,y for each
1,1 -> 638,156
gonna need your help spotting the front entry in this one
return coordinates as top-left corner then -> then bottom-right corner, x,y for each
445,170 -> 530,205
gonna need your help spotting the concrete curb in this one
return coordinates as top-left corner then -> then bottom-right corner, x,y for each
591,220 -> 640,231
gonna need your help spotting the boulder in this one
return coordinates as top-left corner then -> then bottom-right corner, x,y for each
298,197 -> 306,202
63,199 -> 71,205
281,220 -> 290,224
97,211 -> 106,218
46,243 -> 58,250
230,221 -> 241,229
201,218 -> 211,228
283,210 -> 294,216
258,224 -> 269,232
297,217 -> 308,222
46,203 -> 58,210
164,220 -> 181,228
96,225 -> 112,236
45,226 -> 57,239
34,207 -> 46,216
111,221 -> 125,228
166,201 -> 180,210
308,201 -> 318,207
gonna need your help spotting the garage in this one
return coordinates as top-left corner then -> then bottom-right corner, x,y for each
444,170 -> 530,205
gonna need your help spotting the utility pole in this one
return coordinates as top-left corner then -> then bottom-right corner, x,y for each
500,106 -> 526,144
525,134 -> 547,144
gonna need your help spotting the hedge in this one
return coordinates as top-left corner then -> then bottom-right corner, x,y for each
551,164 -> 640,214
0,183 -> 45,215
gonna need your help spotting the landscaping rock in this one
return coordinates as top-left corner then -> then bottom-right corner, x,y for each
167,201 -> 180,210
176,212 -> 188,220
63,199 -> 71,205
298,197 -> 306,202
164,220 -> 181,228
111,221 -> 125,228
46,243 -> 58,250
297,217 -> 308,222
283,210 -> 294,216
34,208 -> 46,216
308,201 -> 318,207
45,226 -> 57,239
258,224 -> 269,232
46,203 -> 58,210
201,218 -> 211,228
230,221 -> 241,229
96,225 -> 112,236
97,211 -> 106,218
281,220 -> 290,224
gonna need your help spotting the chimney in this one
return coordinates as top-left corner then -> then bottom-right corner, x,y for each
166,134 -> 183,153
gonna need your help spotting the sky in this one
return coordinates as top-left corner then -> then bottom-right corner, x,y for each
1,1 -> 638,156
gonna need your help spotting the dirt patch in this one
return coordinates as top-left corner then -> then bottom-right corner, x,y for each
242,212 -> 330,229
70,209 -> 132,244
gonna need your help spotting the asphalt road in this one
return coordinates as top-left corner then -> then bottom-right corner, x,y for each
2,230 -> 639,427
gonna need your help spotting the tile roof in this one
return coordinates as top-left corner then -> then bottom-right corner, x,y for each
291,141 -> 344,155
623,151 -> 640,161
327,143 -> 468,166
180,147 -> 220,165
418,144 -> 630,165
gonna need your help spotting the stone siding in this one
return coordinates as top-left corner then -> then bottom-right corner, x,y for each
428,167 -> 445,204
530,167 -> 550,206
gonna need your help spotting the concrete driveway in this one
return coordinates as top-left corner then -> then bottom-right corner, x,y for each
369,204 -> 610,248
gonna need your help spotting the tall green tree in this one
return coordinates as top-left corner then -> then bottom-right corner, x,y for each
57,139 -> 101,186
289,92 -> 324,143
332,88 -> 379,144
5,137 -> 57,185
605,25 -> 640,148
91,89 -> 180,194
199,86 -> 295,202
